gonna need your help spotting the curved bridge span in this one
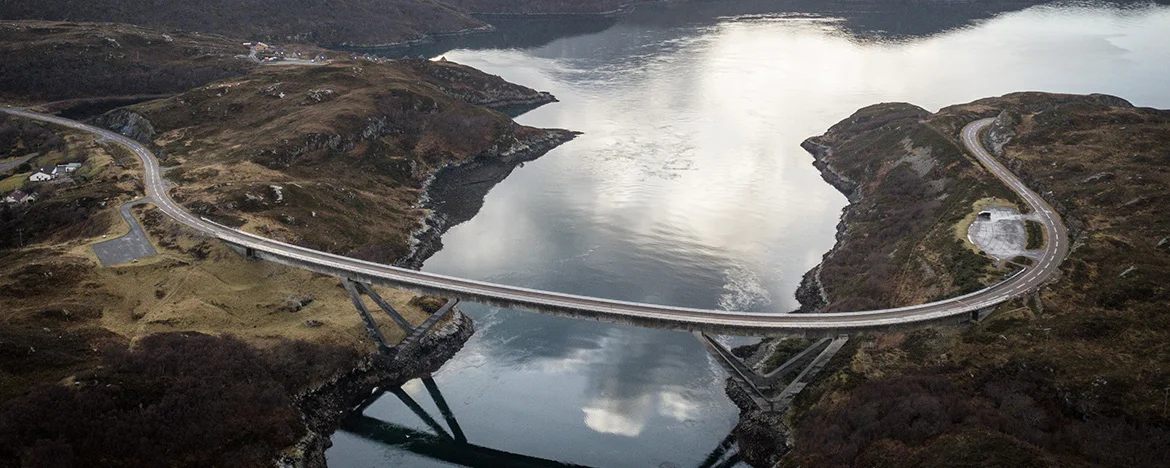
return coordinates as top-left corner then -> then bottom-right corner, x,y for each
4,109 -> 1068,335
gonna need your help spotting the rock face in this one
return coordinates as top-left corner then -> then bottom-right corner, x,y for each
281,310 -> 475,468
984,109 -> 1020,157
94,109 -> 156,144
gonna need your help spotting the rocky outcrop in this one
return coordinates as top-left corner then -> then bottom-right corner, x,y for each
800,137 -> 859,202
95,109 -> 156,144
280,310 -> 475,468
984,109 -> 1020,157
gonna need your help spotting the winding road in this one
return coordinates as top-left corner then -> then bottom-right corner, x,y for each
2,109 -> 1069,335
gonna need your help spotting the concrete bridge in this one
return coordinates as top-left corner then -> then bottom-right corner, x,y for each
1,108 -> 1067,337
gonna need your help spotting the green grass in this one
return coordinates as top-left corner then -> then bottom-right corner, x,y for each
1025,220 -> 1044,249
0,174 -> 29,193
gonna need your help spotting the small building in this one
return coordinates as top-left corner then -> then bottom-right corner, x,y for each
3,190 -> 37,204
28,169 -> 53,182
56,162 -> 82,174
978,211 -> 992,221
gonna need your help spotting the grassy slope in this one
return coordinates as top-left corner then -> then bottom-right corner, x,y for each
782,93 -> 1170,467
0,120 -> 438,465
115,59 -> 557,263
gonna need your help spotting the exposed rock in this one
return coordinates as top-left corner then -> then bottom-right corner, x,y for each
95,109 -> 156,144
985,109 -> 1020,157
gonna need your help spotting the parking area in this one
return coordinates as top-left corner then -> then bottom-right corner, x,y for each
92,198 -> 157,266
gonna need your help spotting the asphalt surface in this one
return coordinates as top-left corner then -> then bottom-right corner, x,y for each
1,109 -> 1070,333
0,155 -> 34,173
92,197 -> 158,266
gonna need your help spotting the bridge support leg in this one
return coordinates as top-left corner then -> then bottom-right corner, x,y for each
342,278 -> 393,354
351,281 -> 415,334
422,375 -> 467,444
390,386 -> 453,439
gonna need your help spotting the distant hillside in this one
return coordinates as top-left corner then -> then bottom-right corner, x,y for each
0,21 -> 256,104
0,0 -> 485,47
445,0 -> 632,14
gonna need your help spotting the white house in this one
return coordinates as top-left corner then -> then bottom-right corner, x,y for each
28,170 -> 52,182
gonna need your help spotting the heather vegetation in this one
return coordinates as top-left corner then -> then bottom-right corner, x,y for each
803,103 -> 1019,311
0,333 -> 358,467
776,93 -> 1170,467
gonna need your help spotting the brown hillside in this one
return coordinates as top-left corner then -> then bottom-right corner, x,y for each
99,59 -> 570,263
769,93 -> 1170,468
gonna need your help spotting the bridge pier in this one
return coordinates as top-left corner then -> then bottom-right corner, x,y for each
342,277 -> 460,356
342,279 -> 394,354
696,333 -> 849,413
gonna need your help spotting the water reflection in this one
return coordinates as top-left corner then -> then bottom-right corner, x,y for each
330,2 -> 1170,466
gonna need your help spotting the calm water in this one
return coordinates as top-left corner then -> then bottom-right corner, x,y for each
328,2 -> 1170,466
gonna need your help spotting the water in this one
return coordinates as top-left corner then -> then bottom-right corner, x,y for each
328,2 -> 1170,466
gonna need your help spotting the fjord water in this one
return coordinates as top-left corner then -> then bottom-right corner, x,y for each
328,2 -> 1170,466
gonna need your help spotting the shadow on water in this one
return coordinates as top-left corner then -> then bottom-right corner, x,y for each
339,376 -> 744,468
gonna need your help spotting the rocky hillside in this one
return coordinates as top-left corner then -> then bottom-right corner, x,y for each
98,58 -> 570,263
796,101 -> 1020,312
751,93 -> 1170,467
0,21 -> 259,104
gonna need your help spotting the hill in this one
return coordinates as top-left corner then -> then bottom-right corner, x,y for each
736,93 -> 1170,467
96,58 -> 569,264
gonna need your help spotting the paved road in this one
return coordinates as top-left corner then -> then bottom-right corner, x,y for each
1,109 -> 1069,334
92,197 -> 158,266
0,155 -> 34,173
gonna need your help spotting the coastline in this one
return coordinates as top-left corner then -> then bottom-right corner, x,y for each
400,128 -> 579,269
281,310 -> 476,468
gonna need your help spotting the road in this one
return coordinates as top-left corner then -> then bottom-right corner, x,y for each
0,155 -> 34,173
1,109 -> 1069,334
91,197 -> 158,266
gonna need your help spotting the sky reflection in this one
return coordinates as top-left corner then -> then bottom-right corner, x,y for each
330,3 -> 1170,467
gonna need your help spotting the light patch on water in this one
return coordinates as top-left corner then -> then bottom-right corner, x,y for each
657,391 -> 701,422
583,393 -> 654,437
717,266 -> 772,311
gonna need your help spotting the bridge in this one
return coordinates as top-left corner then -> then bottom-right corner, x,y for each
1,108 -> 1068,336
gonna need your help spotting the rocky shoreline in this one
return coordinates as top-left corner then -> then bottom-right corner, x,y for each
791,137 -> 858,314
280,310 -> 476,468
400,128 -> 579,269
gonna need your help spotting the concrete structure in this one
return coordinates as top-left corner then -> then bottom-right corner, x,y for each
91,198 -> 158,266
969,205 -> 1043,260
0,110 -> 1070,336
696,333 -> 849,412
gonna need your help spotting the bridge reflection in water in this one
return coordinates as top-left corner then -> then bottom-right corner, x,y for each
337,375 -> 744,467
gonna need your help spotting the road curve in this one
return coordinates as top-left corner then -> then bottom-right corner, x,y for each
2,109 -> 1068,334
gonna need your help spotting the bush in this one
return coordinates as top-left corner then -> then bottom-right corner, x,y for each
0,333 -> 355,467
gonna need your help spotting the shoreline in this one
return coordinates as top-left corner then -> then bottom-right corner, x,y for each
281,310 -> 476,468
400,128 -> 579,269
